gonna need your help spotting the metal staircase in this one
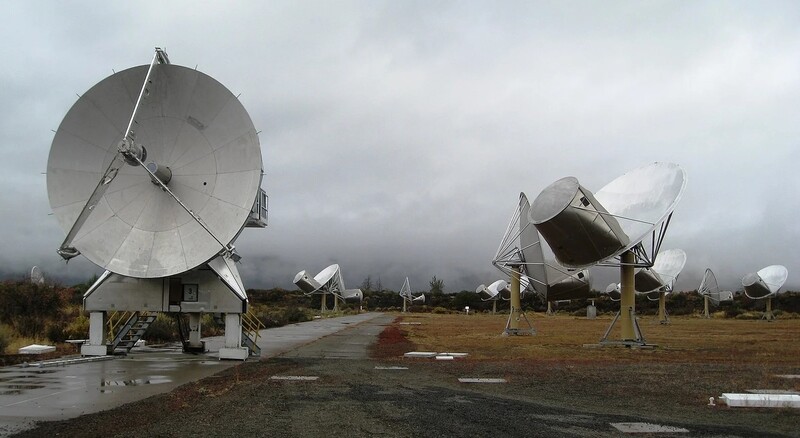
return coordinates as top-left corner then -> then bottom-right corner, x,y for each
213,310 -> 264,357
108,311 -> 156,355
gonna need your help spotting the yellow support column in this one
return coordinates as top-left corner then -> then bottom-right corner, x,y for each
765,297 -> 774,321
509,266 -> 521,331
619,251 -> 636,341
657,291 -> 668,324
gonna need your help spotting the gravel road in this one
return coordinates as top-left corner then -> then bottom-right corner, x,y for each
11,314 -> 797,437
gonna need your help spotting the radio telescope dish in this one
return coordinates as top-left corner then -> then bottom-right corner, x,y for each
47,59 -> 262,278
476,280 -> 510,301
604,283 -> 621,301
635,249 -> 686,324
531,163 -> 687,345
492,192 -> 591,335
530,162 -> 686,269
476,280 -> 510,314
399,277 -> 424,312
698,268 -> 733,318
493,193 -> 591,301
742,265 -> 788,321
294,264 -> 362,312
742,265 -> 788,299
47,48 -> 268,360
635,249 -> 687,295
30,266 -> 45,285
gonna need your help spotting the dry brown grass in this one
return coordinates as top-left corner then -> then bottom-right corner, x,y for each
396,312 -> 800,365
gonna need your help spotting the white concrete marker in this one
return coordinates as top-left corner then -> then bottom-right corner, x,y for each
611,423 -> 689,433
746,389 -> 800,395
720,393 -> 800,408
269,376 -> 319,381
458,378 -> 507,383
404,351 -> 437,358
435,355 -> 454,361
374,366 -> 409,370
775,375 -> 800,379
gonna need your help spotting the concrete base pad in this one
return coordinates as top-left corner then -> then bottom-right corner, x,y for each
219,347 -> 249,360
81,344 -> 109,356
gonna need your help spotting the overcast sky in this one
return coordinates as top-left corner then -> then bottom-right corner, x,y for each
2,1 -> 798,294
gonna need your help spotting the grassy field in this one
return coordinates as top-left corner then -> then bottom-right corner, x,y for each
384,312 -> 800,435
394,312 -> 800,364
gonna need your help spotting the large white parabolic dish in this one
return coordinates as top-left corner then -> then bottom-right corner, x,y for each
742,265 -> 788,299
47,64 -> 262,278
635,249 -> 687,293
531,162 -> 686,269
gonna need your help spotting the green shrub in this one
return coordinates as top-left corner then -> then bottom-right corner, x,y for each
143,314 -> 178,343
0,324 -> 12,354
46,323 -> 66,343
64,314 -> 90,339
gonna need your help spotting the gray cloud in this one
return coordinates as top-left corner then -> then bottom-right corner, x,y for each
2,1 -> 799,294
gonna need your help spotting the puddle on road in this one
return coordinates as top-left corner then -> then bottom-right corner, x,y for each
0,384 -> 47,395
101,376 -> 172,387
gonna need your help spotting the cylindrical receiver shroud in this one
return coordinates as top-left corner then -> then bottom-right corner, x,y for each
742,273 -> 771,299
530,177 -> 630,268
294,270 -> 322,293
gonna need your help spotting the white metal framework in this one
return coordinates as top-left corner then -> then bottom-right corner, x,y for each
399,277 -> 425,312
294,264 -> 363,312
697,268 -> 733,318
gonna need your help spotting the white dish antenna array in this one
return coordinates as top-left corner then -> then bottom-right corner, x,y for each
476,280 -> 510,302
531,162 -> 686,345
294,264 -> 363,302
492,193 -> 591,301
30,266 -> 45,285
697,269 -> 734,306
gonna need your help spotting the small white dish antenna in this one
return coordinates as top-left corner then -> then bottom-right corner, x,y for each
30,266 -> 45,285
399,277 -> 425,312
635,249 -> 687,296
742,265 -> 788,321
604,283 -> 621,301
294,264 -> 363,311
476,280 -> 510,301
635,249 -> 686,324
698,268 -> 733,318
